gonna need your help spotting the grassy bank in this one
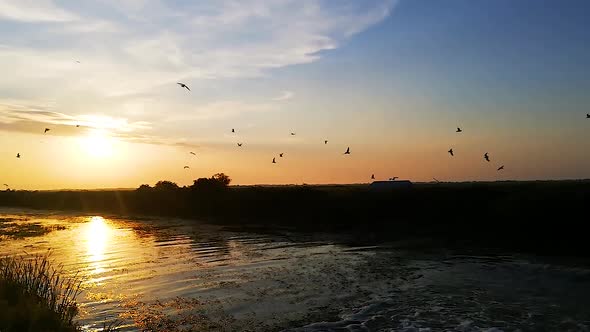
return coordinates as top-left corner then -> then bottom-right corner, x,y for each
0,254 -> 120,332
0,254 -> 81,332
1,180 -> 590,255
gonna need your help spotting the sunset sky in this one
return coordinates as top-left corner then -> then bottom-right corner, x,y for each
1,0 -> 589,189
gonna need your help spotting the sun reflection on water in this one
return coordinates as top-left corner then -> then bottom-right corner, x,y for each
85,216 -> 111,278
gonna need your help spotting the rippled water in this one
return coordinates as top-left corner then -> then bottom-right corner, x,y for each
1,208 -> 590,331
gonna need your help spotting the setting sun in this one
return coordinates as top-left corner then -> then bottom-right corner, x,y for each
81,131 -> 114,158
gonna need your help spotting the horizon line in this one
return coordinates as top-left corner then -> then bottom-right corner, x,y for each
3,178 -> 590,192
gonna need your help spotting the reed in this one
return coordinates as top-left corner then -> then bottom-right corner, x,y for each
0,252 -> 81,324
0,252 -> 85,331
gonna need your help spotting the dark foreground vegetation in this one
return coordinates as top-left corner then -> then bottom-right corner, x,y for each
0,254 -> 81,332
1,175 -> 590,256
0,254 -> 120,332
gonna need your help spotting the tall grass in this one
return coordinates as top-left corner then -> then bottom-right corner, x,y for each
0,253 -> 122,331
0,253 -> 81,331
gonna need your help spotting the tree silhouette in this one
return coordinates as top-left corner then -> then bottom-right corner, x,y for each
154,181 -> 179,191
137,184 -> 152,191
190,173 -> 231,192
212,173 -> 231,186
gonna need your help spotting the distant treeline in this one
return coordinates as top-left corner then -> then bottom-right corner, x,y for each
1,175 -> 590,256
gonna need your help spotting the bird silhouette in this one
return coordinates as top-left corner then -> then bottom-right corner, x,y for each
237,143 -> 242,147
390,177 -> 399,181
272,157 -> 276,164
44,128 -> 50,133
291,132 -> 296,136
371,174 -> 375,180
484,152 -> 490,162
497,165 -> 505,171
448,148 -> 454,156
184,166 -> 190,169
587,114 -> 590,118
324,140 -> 328,144
16,153 -> 20,158
76,125 -> 80,128
190,152 -> 196,155
344,147 -> 351,155
456,127 -> 462,133
232,128 -> 235,133
3,184 -> 8,187
279,153 -> 284,157
177,82 -> 190,91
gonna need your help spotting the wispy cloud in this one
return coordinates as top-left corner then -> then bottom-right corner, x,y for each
165,100 -> 276,122
0,100 -> 207,148
0,0 -> 397,146
0,101 -> 148,129
112,132 -> 200,149
0,0 -> 77,22
273,91 -> 294,101
0,0 -> 396,89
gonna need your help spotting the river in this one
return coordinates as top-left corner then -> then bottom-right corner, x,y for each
1,208 -> 589,331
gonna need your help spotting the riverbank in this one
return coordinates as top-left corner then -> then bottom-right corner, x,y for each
0,254 -> 81,332
1,180 -> 589,256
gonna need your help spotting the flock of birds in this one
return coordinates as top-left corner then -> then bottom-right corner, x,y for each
174,83 -> 359,175
448,127 -> 505,171
183,124 -> 347,169
7,79 -> 590,188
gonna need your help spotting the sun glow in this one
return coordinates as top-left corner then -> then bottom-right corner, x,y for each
81,130 -> 114,158
85,216 -> 110,276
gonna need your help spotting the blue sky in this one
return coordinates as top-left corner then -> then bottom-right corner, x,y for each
1,0 -> 589,188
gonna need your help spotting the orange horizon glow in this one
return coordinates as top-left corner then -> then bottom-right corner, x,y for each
1,1 -> 590,190
1,124 -> 589,191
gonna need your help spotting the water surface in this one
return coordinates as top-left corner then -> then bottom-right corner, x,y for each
1,208 -> 589,331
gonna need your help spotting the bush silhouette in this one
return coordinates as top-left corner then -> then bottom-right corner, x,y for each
153,181 -> 179,191
137,184 -> 152,192
212,173 -> 231,186
190,173 -> 231,192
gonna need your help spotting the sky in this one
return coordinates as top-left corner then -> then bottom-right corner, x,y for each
1,0 -> 589,189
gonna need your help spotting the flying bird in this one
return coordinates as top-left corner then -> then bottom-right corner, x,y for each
279,153 -> 284,157
371,174 -> 375,180
177,82 -> 190,91
456,127 -> 462,133
448,148 -> 454,156
44,128 -> 50,133
16,153 -> 20,158
272,157 -> 276,164
75,60 -> 80,63
237,143 -> 242,147
3,184 -> 8,187
184,166 -> 190,169
344,147 -> 351,155
497,165 -> 505,171
484,153 -> 490,162
190,152 -> 196,155
76,125 -> 80,128
291,132 -> 296,136
232,128 -> 235,133
390,177 -> 399,181
587,114 -> 590,118
324,140 -> 328,144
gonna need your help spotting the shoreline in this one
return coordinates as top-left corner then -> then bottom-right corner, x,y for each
1,180 -> 590,257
